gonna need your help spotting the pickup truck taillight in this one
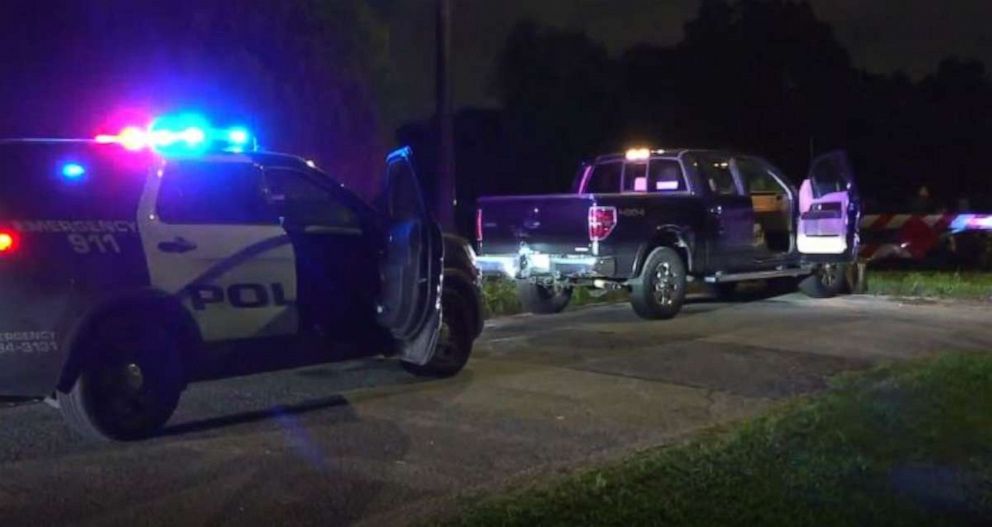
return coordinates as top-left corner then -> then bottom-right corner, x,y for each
588,206 -> 617,241
0,230 -> 18,254
475,208 -> 483,242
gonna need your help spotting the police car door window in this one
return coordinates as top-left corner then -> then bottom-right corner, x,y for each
157,162 -> 274,225
264,169 -> 359,229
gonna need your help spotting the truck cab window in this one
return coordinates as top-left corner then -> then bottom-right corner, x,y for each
157,162 -> 275,225
735,157 -> 792,254
264,169 -> 360,229
699,159 -> 739,196
623,160 -> 686,193
737,158 -> 786,195
584,162 -> 622,194
811,159 -> 847,198
622,162 -> 647,191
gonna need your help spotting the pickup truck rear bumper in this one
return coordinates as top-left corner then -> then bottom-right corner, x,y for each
477,253 -> 617,280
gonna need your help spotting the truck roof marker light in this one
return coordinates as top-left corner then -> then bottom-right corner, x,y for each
625,148 -> 651,161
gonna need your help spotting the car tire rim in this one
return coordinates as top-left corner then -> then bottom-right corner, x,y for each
435,318 -> 454,360
652,262 -> 677,306
434,300 -> 467,366
92,357 -> 158,428
87,320 -> 177,436
820,265 -> 837,287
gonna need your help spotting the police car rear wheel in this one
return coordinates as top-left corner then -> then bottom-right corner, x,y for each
58,316 -> 184,441
402,288 -> 473,377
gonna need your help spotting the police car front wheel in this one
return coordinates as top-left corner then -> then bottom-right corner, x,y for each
57,315 -> 184,441
402,287 -> 473,377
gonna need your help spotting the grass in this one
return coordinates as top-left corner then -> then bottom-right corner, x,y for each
482,277 -> 629,318
483,270 -> 992,317
867,271 -> 992,302
430,352 -> 992,527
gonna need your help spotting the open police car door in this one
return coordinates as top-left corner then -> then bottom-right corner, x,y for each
376,148 -> 443,365
797,150 -> 861,257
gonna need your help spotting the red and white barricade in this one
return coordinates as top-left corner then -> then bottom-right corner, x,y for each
859,213 -> 992,261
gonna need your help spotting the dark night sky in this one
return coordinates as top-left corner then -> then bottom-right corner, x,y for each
376,0 -> 992,128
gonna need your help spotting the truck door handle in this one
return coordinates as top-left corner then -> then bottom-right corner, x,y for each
709,205 -> 723,216
157,237 -> 197,253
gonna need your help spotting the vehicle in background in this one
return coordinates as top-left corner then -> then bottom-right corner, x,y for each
476,148 -> 860,319
0,121 -> 482,441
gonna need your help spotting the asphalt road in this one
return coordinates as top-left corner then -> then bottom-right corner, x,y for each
1,293 -> 990,526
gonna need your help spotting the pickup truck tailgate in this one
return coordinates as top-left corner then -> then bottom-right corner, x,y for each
477,194 -> 595,255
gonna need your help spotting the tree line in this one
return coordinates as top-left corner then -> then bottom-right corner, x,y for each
401,0 -> 992,236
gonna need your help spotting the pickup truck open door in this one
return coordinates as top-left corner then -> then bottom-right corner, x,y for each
376,147 -> 444,365
797,150 -> 860,257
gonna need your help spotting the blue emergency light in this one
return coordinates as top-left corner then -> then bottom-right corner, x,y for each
61,162 -> 86,180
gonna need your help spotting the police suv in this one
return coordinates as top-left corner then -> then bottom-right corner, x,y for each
0,122 -> 483,441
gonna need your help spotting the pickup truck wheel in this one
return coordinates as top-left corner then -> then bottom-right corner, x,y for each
58,315 -> 183,441
516,281 -> 572,314
631,247 -> 687,320
402,287 -> 474,377
798,263 -> 849,299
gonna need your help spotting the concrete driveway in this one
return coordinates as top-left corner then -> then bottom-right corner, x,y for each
1,293 -> 990,526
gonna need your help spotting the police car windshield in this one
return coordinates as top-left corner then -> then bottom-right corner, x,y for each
0,142 -> 147,219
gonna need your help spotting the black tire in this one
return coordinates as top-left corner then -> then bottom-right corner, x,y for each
516,280 -> 572,315
58,315 -> 184,441
630,247 -> 687,320
798,263 -> 849,299
402,287 -> 475,377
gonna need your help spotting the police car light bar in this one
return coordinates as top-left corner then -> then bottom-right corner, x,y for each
95,114 -> 254,155
950,214 -> 992,233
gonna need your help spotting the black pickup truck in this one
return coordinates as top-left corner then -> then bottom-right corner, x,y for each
476,148 -> 860,319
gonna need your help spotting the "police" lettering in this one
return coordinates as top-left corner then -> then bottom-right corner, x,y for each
187,283 -> 290,310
